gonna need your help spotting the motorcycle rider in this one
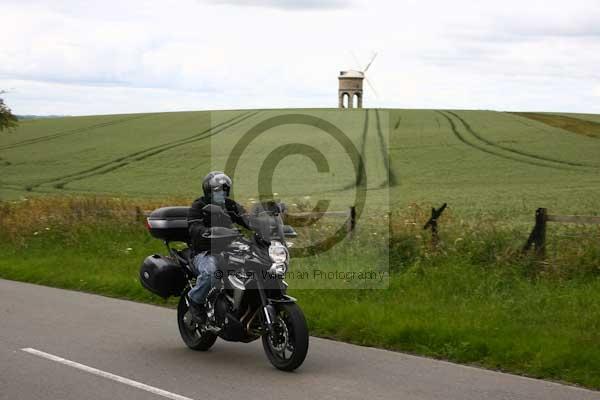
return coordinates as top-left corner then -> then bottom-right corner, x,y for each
187,171 -> 250,321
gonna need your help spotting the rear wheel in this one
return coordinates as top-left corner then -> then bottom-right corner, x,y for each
177,294 -> 217,351
261,303 -> 309,371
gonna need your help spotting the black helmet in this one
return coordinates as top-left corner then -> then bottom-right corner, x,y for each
202,171 -> 232,199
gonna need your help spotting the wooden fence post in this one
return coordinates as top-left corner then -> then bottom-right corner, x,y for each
522,207 -> 547,257
135,206 -> 143,223
347,206 -> 356,237
423,203 -> 447,247
535,208 -> 547,257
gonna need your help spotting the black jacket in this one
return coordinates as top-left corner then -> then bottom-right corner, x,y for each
187,196 -> 250,254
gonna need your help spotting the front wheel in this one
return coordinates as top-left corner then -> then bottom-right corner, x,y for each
177,294 -> 217,351
262,303 -> 309,371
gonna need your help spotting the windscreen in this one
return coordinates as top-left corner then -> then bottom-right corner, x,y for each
249,202 -> 285,242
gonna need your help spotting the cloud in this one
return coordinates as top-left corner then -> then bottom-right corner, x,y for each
1,0 -> 599,115
489,17 -> 600,40
203,0 -> 352,10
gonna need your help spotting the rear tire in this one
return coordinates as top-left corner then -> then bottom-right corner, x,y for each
177,294 -> 217,351
262,303 -> 309,371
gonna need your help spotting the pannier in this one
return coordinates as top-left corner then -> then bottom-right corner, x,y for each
139,254 -> 187,298
146,207 -> 190,243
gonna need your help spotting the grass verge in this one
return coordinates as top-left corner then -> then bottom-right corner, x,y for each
0,197 -> 599,389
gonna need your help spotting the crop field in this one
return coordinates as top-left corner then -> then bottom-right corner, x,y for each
385,109 -> 600,218
3,108 -> 599,219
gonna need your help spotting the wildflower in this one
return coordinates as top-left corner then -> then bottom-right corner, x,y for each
45,227 -> 51,231
125,247 -> 133,252
33,231 -> 39,236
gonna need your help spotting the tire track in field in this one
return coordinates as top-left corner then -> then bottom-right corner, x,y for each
0,114 -> 153,151
375,109 -> 398,187
29,112 -> 248,188
343,109 -> 369,190
49,111 -> 260,190
22,111 -> 253,191
436,111 -> 577,171
0,182 -> 58,195
446,111 -> 598,169
1,180 -> 189,197
0,182 -> 23,191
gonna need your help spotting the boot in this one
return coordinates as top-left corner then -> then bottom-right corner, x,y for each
188,300 -> 206,323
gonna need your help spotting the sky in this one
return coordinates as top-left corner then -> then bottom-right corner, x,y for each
1,0 -> 600,115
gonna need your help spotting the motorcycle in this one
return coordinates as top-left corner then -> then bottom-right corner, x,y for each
139,201 -> 309,371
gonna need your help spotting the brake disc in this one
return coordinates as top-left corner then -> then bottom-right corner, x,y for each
269,316 -> 289,353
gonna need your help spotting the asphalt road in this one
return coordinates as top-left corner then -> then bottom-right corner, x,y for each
1,278 -> 598,400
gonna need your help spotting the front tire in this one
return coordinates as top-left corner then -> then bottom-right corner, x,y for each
262,303 -> 309,371
177,294 -> 217,351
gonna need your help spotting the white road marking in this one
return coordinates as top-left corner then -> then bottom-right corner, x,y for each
21,348 -> 194,400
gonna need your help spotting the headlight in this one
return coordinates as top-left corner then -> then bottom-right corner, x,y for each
268,241 -> 289,264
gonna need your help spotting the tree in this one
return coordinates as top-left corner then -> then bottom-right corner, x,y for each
0,90 -> 18,132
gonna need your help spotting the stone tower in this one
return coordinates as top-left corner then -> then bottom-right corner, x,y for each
338,70 -> 364,109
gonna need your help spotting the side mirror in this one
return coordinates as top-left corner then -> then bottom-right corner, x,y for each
283,224 -> 298,238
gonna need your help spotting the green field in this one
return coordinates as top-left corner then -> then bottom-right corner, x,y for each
1,109 -> 600,388
2,108 -> 600,219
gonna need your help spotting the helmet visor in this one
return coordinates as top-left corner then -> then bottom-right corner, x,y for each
211,187 -> 228,204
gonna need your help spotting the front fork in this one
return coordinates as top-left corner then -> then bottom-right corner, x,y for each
255,277 -> 277,335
